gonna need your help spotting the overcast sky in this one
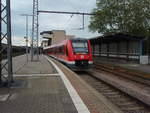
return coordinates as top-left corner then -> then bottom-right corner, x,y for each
10,0 -> 99,46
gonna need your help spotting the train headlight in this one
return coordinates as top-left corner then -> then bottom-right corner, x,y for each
88,61 -> 93,64
81,55 -> 84,59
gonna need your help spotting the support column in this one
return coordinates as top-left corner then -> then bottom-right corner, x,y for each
0,0 -> 2,83
126,40 -> 129,61
99,43 -> 101,57
117,41 -> 120,59
7,0 -> 13,84
93,44 -> 95,56
147,36 -> 150,56
107,43 -> 109,58
139,40 -> 143,63
31,0 -> 39,61
140,40 -> 143,56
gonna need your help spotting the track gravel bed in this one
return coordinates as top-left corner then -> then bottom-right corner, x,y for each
88,68 -> 150,106
78,72 -> 150,113
94,63 -> 150,86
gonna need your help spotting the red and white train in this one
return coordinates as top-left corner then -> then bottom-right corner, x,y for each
44,38 -> 93,70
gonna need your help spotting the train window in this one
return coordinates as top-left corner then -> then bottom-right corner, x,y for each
62,46 -> 64,54
49,48 -> 51,53
72,42 -> 88,48
51,48 -> 53,53
56,47 -> 59,53
65,46 -> 68,56
60,46 -> 63,54
54,46 -> 64,55
72,40 -> 89,54
61,46 -> 64,54
59,47 -> 61,53
54,47 -> 56,54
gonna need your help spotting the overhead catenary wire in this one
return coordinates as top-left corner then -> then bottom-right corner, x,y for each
38,10 -> 95,15
38,10 -> 96,30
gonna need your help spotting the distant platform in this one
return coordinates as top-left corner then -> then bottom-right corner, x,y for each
93,57 -> 150,74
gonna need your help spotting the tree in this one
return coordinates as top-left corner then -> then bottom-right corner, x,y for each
89,0 -> 150,37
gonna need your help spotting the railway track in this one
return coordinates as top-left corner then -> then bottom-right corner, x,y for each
77,71 -> 150,113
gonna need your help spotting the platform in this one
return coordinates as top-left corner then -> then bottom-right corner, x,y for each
0,55 -> 124,113
2,54 -> 57,75
93,57 -> 150,74
0,55 -> 78,113
0,76 -> 78,113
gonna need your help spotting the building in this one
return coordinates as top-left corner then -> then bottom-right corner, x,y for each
41,40 -> 48,48
89,33 -> 149,64
40,30 -> 75,46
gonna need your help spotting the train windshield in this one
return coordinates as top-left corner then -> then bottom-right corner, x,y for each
72,40 -> 88,54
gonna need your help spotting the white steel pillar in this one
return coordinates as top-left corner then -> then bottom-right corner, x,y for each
31,0 -> 39,61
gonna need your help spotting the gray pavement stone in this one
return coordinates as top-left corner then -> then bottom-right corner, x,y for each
0,76 -> 78,113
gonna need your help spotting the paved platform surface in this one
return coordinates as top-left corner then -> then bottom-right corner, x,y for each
0,76 -> 77,113
2,55 -> 57,75
0,55 -> 78,113
93,57 -> 150,74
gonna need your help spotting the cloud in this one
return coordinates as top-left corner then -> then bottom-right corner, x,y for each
11,0 -> 32,12
12,36 -> 26,46
11,0 -> 99,46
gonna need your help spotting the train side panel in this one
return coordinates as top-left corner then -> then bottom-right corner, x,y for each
44,39 -> 93,70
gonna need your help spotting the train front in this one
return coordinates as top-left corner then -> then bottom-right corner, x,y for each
67,38 -> 93,70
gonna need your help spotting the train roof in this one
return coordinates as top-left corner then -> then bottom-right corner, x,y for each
43,38 -> 89,50
69,37 -> 88,41
43,39 -> 67,50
